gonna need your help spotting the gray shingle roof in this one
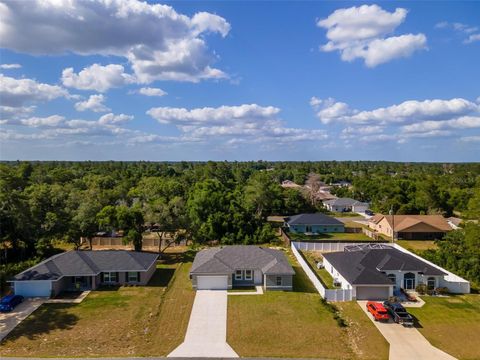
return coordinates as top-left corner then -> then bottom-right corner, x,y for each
323,198 -> 369,206
323,248 -> 446,285
190,246 -> 294,276
13,250 -> 158,281
286,213 -> 344,226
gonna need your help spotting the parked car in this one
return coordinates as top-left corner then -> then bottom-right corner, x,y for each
365,210 -> 374,216
0,294 -> 24,312
383,301 -> 414,326
366,301 -> 390,321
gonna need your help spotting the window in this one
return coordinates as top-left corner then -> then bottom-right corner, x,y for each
387,274 -> 396,283
128,272 -> 139,282
245,270 -> 253,281
276,277 -> 282,286
103,272 -> 117,283
427,277 -> 436,290
235,270 -> 243,280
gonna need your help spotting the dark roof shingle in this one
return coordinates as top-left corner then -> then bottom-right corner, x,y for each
286,213 -> 344,226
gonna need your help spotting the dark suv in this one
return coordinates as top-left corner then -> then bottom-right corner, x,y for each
0,294 -> 24,312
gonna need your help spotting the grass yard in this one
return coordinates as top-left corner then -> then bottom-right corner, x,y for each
302,250 -> 336,289
337,302 -> 389,360
396,240 -> 438,252
407,294 -> 480,360
0,251 -> 196,357
289,232 -> 374,241
227,249 -> 389,359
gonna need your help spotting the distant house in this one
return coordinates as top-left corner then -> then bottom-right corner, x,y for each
331,180 -> 351,187
190,245 -> 294,291
315,191 -> 337,201
323,197 -> 369,213
322,245 -> 460,300
10,250 -> 158,297
281,180 -> 302,189
285,213 -> 345,234
368,214 -> 452,240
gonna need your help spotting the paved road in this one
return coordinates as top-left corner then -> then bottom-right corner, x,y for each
357,301 -> 456,360
168,290 -> 238,358
0,298 -> 45,341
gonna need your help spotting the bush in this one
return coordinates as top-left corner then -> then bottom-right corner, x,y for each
415,283 -> 427,295
435,287 -> 449,295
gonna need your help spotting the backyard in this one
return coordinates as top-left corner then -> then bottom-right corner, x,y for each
227,249 -> 389,359
288,231 -> 375,241
302,250 -> 336,289
0,251 -> 196,357
396,240 -> 438,252
408,294 -> 480,360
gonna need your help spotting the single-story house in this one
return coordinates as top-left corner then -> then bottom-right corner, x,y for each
190,245 -> 295,291
368,214 -> 452,240
285,213 -> 345,234
323,245 -> 448,300
10,250 -> 158,297
323,197 -> 369,213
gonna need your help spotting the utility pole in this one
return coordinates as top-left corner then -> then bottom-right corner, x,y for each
389,206 -> 395,243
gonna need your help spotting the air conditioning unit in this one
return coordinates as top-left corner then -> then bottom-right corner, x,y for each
316,262 -> 324,269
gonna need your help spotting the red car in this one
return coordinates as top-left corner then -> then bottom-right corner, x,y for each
366,301 -> 390,321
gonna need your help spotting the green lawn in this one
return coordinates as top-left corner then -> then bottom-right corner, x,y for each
289,232 -> 375,241
396,240 -> 438,252
407,294 -> 480,360
0,251 -> 196,357
337,302 -> 390,360
302,250 -> 336,289
227,249 -> 389,359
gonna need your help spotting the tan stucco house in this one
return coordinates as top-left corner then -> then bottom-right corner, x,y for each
368,214 -> 452,240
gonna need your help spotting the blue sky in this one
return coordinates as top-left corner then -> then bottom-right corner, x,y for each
0,0 -> 479,161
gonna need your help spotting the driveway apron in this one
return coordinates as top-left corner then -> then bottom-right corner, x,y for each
357,301 -> 456,360
168,290 -> 238,358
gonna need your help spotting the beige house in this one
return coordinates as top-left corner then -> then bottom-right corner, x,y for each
369,214 -> 452,240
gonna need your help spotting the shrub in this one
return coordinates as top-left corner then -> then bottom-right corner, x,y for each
435,287 -> 449,295
415,283 -> 427,295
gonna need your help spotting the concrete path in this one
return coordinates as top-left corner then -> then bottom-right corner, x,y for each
228,286 -> 263,296
357,301 -> 456,360
168,290 -> 238,358
46,291 -> 91,304
0,298 -> 45,341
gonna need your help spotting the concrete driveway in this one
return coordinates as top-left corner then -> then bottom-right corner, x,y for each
168,290 -> 238,358
0,298 -> 46,341
357,301 -> 456,360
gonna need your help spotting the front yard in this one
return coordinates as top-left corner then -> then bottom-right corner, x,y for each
0,251 -> 196,357
408,294 -> 480,360
227,249 -> 389,359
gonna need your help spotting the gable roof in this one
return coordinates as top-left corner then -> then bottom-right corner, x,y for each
369,214 -> 451,232
323,247 -> 445,285
286,213 -> 344,226
323,198 -> 369,207
12,250 -> 159,281
190,245 -> 294,275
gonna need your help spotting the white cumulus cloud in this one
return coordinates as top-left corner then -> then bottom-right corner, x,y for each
1,0 -> 230,83
138,87 -> 167,97
74,94 -> 111,113
62,64 -> 135,92
0,63 -> 21,69
98,113 -> 134,125
317,4 -> 427,67
0,74 -> 68,107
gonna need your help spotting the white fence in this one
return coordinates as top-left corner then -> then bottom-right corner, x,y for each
292,241 -> 388,253
290,242 -> 353,301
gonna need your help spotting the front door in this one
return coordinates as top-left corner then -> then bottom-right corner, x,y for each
403,273 -> 415,290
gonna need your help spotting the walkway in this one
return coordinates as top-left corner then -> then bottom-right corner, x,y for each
168,290 -> 238,358
357,301 -> 456,360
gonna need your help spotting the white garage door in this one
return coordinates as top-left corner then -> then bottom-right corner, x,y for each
356,286 -> 390,300
14,281 -> 52,297
197,276 -> 228,290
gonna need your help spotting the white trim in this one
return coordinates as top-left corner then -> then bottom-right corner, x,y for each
235,270 -> 243,280
244,269 -> 253,281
